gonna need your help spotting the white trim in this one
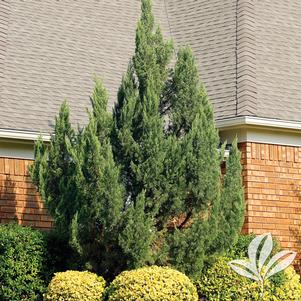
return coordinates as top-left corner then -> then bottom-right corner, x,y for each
220,128 -> 301,147
0,128 -> 51,142
0,140 -> 35,160
1,116 -> 300,142
216,116 -> 301,132
0,116 -> 301,158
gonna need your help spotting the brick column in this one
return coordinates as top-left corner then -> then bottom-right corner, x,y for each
240,142 -> 301,260
0,157 -> 53,229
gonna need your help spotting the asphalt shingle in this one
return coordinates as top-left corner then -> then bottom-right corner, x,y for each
0,0 -> 300,134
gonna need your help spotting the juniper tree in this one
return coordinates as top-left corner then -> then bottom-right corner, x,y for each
112,24 -> 226,278
31,0 -> 244,280
112,0 -> 173,213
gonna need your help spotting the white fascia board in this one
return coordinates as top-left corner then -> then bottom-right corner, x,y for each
217,117 -> 301,147
216,116 -> 301,132
2,116 -> 300,141
0,128 -> 51,142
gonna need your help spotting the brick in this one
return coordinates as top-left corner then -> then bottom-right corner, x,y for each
9,159 -> 14,175
240,142 -> 301,261
14,159 -> 25,176
295,148 -> 299,163
0,157 -> 52,230
0,158 -> 4,173
1,142 -> 301,248
24,161 -> 31,176
251,143 -> 257,159
269,145 -> 274,161
35,221 -> 53,229
4,158 -> 9,174
23,214 -> 41,221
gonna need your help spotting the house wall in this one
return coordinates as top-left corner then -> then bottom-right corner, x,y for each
240,142 -> 301,261
1,142 -> 301,262
0,157 -> 53,229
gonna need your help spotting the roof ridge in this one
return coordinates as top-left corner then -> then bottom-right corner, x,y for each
236,0 -> 257,116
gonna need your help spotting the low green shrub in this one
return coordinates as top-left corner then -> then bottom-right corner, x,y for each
44,270 -> 106,301
42,230 -> 81,282
229,233 -> 281,259
228,233 -> 256,258
0,223 -> 47,301
105,265 -> 198,301
196,256 -> 301,301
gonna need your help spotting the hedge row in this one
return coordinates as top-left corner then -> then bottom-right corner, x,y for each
1,223 -> 301,301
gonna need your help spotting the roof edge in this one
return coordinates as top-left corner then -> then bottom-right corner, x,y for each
216,116 -> 301,132
0,128 -> 51,142
1,116 -> 301,142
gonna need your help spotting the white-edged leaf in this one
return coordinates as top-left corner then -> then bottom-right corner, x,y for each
247,233 -> 269,278
264,250 -> 296,275
264,251 -> 297,280
228,260 -> 260,281
258,233 -> 273,273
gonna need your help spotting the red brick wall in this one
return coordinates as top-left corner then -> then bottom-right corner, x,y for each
1,144 -> 301,259
0,157 -> 53,229
240,142 -> 301,260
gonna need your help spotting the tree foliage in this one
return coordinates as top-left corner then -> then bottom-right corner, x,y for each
31,0 -> 244,279
214,138 -> 245,252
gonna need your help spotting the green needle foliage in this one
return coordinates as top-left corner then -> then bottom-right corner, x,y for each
30,101 -> 77,237
31,0 -> 244,280
69,115 -> 125,277
213,138 -> 245,252
165,47 -> 222,277
170,46 -> 201,135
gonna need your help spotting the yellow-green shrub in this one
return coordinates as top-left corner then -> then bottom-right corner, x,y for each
44,270 -> 106,301
196,256 -> 301,301
249,267 -> 301,301
196,256 -> 257,300
270,267 -> 301,301
106,266 -> 198,301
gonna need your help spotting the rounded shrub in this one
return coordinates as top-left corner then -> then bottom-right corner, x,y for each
0,223 -> 47,301
196,256 -> 301,301
106,265 -> 198,301
44,270 -> 106,301
196,256 -> 256,301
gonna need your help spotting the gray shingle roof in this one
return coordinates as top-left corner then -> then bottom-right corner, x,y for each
255,0 -> 301,122
165,0 -> 238,120
0,0 -> 300,134
0,0 -> 170,133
